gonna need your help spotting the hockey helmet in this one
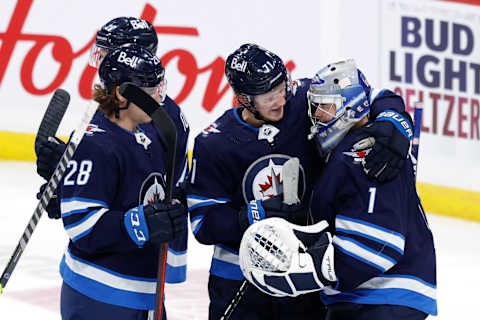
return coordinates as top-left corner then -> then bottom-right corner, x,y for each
99,44 -> 166,102
225,44 -> 292,114
89,17 -> 158,68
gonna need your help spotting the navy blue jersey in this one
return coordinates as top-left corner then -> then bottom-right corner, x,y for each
187,79 -> 316,280
186,80 -> 406,281
59,96 -> 189,310
309,114 -> 437,314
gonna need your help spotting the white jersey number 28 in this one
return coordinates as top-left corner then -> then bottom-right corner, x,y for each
64,160 -> 93,186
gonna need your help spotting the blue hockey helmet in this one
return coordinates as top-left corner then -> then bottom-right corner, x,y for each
307,59 -> 371,157
225,44 -> 292,113
89,17 -> 158,68
99,44 -> 166,100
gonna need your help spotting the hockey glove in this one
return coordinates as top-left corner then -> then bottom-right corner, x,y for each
353,110 -> 413,182
124,201 -> 187,248
36,136 -> 65,181
239,217 -> 337,297
239,195 -> 306,233
36,183 -> 61,219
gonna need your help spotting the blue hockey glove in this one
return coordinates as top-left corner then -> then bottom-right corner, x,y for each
124,201 -> 187,247
354,110 -> 413,182
36,136 -> 65,181
239,195 -> 307,233
36,183 -> 61,219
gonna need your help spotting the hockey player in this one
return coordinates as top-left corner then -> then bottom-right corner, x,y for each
240,59 -> 437,319
58,45 -> 188,320
35,16 -> 190,292
37,17 -> 160,185
186,44 -> 415,319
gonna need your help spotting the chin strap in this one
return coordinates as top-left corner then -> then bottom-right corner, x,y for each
115,101 -> 131,119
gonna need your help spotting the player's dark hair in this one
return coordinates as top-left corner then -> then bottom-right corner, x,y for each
92,84 -> 121,117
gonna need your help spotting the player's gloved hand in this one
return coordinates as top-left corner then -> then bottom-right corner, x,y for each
36,183 -> 61,219
238,195 -> 306,233
36,136 -> 66,181
239,218 -> 337,297
124,201 -> 187,247
353,110 -> 413,182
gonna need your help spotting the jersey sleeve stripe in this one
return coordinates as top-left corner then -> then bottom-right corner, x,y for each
63,250 -> 156,293
357,274 -> 436,300
187,196 -> 230,210
336,215 -> 405,254
61,197 -> 109,214
65,208 -> 108,241
61,208 -> 89,218
213,244 -> 239,265
190,215 -> 204,235
166,248 -> 187,267
333,235 -> 397,272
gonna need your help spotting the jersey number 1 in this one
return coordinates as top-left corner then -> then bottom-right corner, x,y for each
368,187 -> 376,214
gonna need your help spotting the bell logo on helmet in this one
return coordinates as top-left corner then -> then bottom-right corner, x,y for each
231,57 -> 247,72
130,19 -> 149,30
117,51 -> 139,68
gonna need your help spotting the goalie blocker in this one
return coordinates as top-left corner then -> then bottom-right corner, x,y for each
239,218 -> 337,297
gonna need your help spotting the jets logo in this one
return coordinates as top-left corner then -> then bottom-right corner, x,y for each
139,172 -> 166,205
343,149 -> 371,164
85,124 -> 106,136
201,122 -> 221,136
242,154 -> 306,204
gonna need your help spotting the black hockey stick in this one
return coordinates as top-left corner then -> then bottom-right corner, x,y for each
411,103 -> 423,181
34,88 -> 70,156
0,100 -> 98,294
119,83 -> 177,320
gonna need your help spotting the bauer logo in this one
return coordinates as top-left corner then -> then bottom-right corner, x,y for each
231,57 -> 247,72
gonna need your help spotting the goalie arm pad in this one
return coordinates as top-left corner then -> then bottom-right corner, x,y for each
239,218 -> 337,298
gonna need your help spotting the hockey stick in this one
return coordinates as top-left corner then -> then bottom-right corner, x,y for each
0,100 -> 98,294
220,157 -> 300,320
34,88 -> 70,156
119,83 -> 177,320
411,103 -> 423,181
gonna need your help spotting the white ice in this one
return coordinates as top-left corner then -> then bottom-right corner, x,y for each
0,161 -> 478,319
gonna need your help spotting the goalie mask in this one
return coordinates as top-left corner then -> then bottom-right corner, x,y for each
239,217 -> 336,297
307,59 -> 370,158
89,17 -> 158,68
225,44 -> 292,120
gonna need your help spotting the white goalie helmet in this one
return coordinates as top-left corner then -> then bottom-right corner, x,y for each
239,217 -> 336,297
307,59 -> 371,157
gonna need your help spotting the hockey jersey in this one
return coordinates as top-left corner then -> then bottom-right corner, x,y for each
59,96 -> 189,310
309,114 -> 437,315
186,80 -> 405,281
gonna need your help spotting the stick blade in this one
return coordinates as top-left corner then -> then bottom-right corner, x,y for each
282,157 -> 300,205
35,88 -> 70,155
